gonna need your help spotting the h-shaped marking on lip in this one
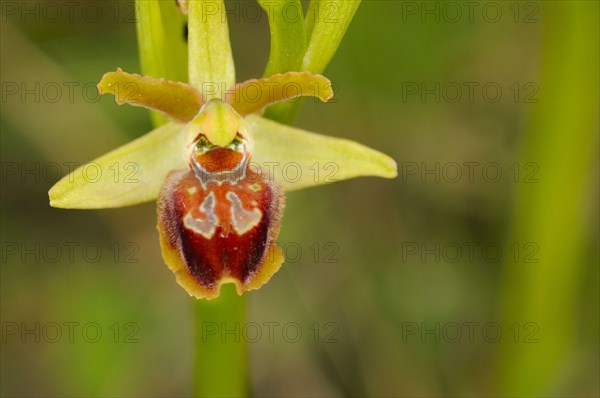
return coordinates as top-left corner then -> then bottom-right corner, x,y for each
227,191 -> 262,235
183,191 -> 219,239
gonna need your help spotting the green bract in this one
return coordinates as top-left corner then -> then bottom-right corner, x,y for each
135,0 -> 188,125
263,0 -> 362,122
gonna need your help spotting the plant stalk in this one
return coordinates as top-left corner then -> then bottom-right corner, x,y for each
135,1 -> 249,396
194,286 -> 249,397
497,1 -> 599,395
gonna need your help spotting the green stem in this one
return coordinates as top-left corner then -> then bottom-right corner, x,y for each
187,0 -> 248,395
497,2 -> 599,395
194,286 -> 248,397
136,1 -> 248,396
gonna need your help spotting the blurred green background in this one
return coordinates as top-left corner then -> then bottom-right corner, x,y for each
1,1 -> 598,397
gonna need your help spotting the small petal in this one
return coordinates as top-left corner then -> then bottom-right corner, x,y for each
225,72 -> 333,116
157,168 -> 284,300
49,122 -> 186,209
247,115 -> 397,191
98,69 -> 203,123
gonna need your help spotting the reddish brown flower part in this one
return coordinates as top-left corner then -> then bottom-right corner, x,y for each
157,134 -> 284,299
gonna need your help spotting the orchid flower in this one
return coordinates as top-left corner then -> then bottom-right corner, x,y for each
48,0 -> 396,300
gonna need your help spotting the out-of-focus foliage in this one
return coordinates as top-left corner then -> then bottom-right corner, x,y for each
1,1 -> 598,397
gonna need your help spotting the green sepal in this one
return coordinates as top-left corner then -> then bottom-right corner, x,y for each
248,115 -> 397,191
49,123 -> 186,209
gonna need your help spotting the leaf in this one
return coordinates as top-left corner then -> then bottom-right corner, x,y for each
225,72 -> 333,116
498,2 -> 600,396
302,0 -> 361,73
259,0 -> 307,123
188,0 -> 235,98
247,115 -> 397,191
259,0 -> 307,77
304,0 -> 318,41
98,69 -> 203,123
135,0 -> 188,126
264,0 -> 362,123
49,123 -> 186,209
